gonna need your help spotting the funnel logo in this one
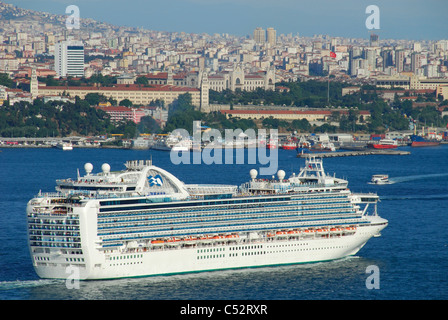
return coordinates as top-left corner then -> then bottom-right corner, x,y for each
148,174 -> 163,187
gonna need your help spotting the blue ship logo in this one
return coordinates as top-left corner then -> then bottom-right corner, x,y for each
148,174 -> 163,187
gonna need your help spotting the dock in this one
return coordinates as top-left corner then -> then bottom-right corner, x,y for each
297,149 -> 411,158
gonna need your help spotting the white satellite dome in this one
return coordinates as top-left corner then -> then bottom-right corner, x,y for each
277,170 -> 285,181
249,169 -> 258,180
102,163 -> 111,174
84,163 -> 93,174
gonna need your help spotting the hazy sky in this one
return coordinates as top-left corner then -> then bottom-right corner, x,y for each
3,0 -> 447,40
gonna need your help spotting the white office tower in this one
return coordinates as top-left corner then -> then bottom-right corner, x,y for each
54,41 -> 84,77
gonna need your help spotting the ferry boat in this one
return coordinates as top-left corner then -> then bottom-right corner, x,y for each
309,141 -> 336,152
55,142 -> 73,151
367,139 -> 398,149
369,174 -> 390,185
281,140 -> 297,150
26,157 -> 388,280
266,139 -> 278,149
150,139 -> 171,151
171,139 -> 191,152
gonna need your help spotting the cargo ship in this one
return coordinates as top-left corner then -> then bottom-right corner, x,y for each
410,135 -> 440,147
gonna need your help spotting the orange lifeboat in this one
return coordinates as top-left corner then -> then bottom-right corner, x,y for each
276,231 -> 288,238
200,235 -> 213,240
344,226 -> 357,232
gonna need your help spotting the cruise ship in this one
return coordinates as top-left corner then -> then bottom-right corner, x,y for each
27,157 -> 388,280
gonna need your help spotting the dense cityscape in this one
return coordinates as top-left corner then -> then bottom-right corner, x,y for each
0,1 -> 447,148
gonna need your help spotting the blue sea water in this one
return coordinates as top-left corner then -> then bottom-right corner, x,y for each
0,145 -> 447,300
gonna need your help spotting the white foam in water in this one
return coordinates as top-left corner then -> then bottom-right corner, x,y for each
0,279 -> 61,290
388,172 -> 448,184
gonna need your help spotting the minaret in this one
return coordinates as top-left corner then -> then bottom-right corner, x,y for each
30,68 -> 38,99
200,70 -> 209,112
167,68 -> 174,85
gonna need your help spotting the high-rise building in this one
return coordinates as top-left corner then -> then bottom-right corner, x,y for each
54,40 -> 84,77
266,27 -> 276,46
411,52 -> 424,74
381,50 -> 394,70
395,49 -> 405,73
253,27 -> 265,44
369,33 -> 379,47
364,48 -> 377,71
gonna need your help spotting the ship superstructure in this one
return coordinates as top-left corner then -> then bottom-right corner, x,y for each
27,157 -> 387,280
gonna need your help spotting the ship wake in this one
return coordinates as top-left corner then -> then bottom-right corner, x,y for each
0,279 -> 61,291
388,172 -> 448,184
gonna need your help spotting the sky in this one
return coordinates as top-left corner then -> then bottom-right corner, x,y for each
2,0 -> 447,40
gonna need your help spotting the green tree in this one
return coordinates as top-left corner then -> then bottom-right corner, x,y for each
135,76 -> 149,85
119,99 -> 133,107
0,73 -> 15,88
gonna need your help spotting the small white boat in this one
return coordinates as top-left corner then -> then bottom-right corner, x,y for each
55,142 -> 73,151
369,174 -> 390,185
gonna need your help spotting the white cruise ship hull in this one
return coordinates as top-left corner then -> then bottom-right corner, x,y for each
27,158 -> 388,281
31,222 -> 386,280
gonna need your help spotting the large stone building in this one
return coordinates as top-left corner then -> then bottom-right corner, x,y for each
38,84 -> 203,108
208,65 -> 275,92
143,65 -> 275,93
220,109 -> 370,123
375,75 -> 448,91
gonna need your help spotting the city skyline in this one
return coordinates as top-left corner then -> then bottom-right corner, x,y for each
2,0 -> 447,41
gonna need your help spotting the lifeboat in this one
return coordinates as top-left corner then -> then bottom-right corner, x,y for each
199,235 -> 213,243
225,234 -> 239,240
151,240 -> 164,245
303,229 -> 316,235
166,238 -> 181,246
344,226 -> 357,233
267,233 -> 275,238
183,236 -> 198,244
276,231 -> 288,237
